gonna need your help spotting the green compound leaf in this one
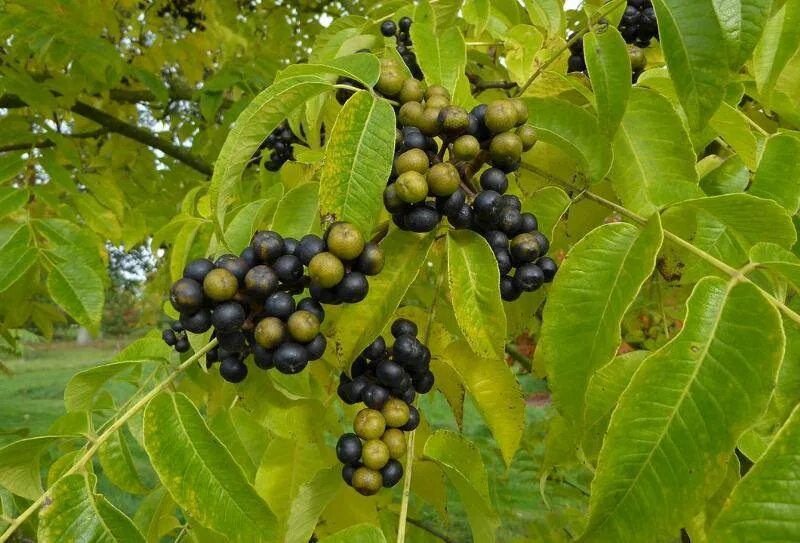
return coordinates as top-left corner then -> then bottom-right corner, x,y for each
750,131 -> 800,214
329,229 -> 435,369
584,26 -> 631,137
46,258 -> 105,334
424,430 -> 499,543
270,183 -> 320,239
536,215 -> 663,425
581,278 -> 784,542
652,0 -> 729,131
318,91 -> 395,236
209,75 -> 332,229
0,224 -> 37,293
38,473 -> 145,543
443,341 -> 525,467
609,88 -> 703,215
709,403 -> 800,542
522,97 -> 613,183
447,230 -> 506,359
410,0 -> 467,96
143,393 -> 278,543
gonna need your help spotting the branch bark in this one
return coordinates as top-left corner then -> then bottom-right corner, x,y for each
1,93 -> 213,176
0,128 -> 108,153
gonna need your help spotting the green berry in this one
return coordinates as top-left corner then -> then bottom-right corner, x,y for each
395,171 -> 429,203
308,252 -> 345,288
203,268 -> 238,302
426,162 -> 461,197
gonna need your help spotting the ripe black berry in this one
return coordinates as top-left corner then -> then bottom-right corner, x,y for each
501,276 -> 522,301
336,433 -> 363,464
297,234 -> 326,266
436,188 -> 466,217
306,334 -> 327,360
183,258 -> 214,283
252,345 -> 274,369
380,20 -> 397,37
220,357 -> 247,383
403,204 -> 440,233
473,190 -> 501,221
251,231 -> 285,263
413,370 -> 435,393
297,298 -> 325,322
376,359 -> 406,387
514,264 -> 545,292
363,384 -> 390,410
170,278 -> 204,313
336,272 -> 369,303
273,255 -> 304,284
162,328 -> 177,346
263,292 -> 296,320
175,336 -> 190,353
398,16 -> 412,32
480,168 -> 509,194
273,342 -> 309,374
212,302 -> 246,333
391,319 -> 418,338
400,405 -> 420,431
215,255 -> 249,284
537,256 -> 558,282
180,308 -> 212,334
363,336 -> 387,360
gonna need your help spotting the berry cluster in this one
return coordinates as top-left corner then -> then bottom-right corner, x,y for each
568,39 -> 648,82
380,17 -> 423,80
335,319 -> 433,495
262,123 -> 300,171
619,0 -> 658,47
163,222 -> 384,382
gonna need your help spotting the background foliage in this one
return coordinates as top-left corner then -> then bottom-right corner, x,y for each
1,0 -> 799,542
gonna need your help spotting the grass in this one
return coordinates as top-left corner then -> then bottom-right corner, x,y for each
1,341 -> 589,542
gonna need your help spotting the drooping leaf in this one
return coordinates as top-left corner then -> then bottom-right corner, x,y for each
522,97 -> 613,183
329,229 -> 435,369
447,230 -> 506,359
750,131 -> 800,214
699,155 -> 750,196
504,25 -> 545,84
38,473 -> 145,543
753,0 -> 800,107
209,75 -> 332,228
536,216 -> 663,425
609,88 -> 703,215
523,186 -> 571,240
581,278 -> 784,542
709,403 -> 800,542
410,1 -> 468,96
318,92 -> 394,236
652,0 -> 729,130
270,183 -> 320,239
143,393 -> 278,543
133,487 -> 180,543
423,431 -> 499,543
442,341 -> 524,466
284,467 -> 343,543
65,360 -> 157,413
0,187 -> 27,219
524,0 -> 565,38
709,103 -> 759,169
0,436 -> 75,500
46,259 -> 105,334
749,242 -> 800,291
0,224 -> 37,293
169,218 -> 205,281
584,26 -> 631,137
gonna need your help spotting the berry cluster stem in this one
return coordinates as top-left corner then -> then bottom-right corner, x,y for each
0,340 -> 218,543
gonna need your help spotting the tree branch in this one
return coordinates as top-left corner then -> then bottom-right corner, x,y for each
0,129 -> 108,153
70,101 -> 213,176
1,92 -> 214,176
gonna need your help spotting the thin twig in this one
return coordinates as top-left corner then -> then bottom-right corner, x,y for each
0,340 -> 218,543
519,162 -> 800,327
0,129 -> 109,153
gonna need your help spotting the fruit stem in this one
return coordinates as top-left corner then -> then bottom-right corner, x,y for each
397,244 -> 447,543
0,339 -> 218,543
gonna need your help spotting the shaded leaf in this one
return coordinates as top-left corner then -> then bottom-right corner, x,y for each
320,524 -> 386,543
270,183 -> 320,239
284,467 -> 342,543
410,1 -> 468,96
47,259 -> 105,333
0,436 -> 75,500
98,429 -> 149,495
750,131 -> 800,214
753,0 -> 800,107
